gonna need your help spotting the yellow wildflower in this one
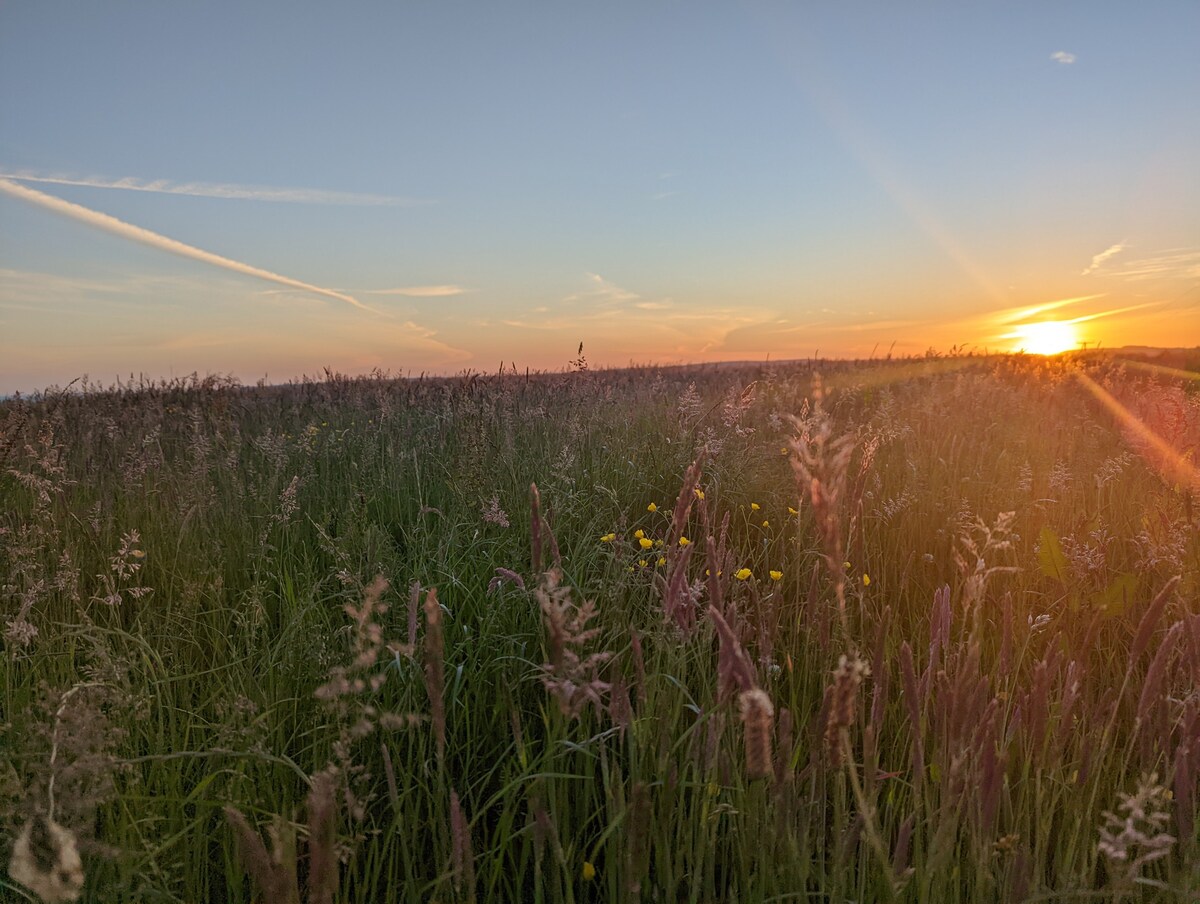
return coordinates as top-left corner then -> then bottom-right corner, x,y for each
863,573 -> 871,586
639,537 -> 653,549
735,568 -> 752,581
750,502 -> 760,511
770,570 -> 783,581
582,861 -> 596,881
639,559 -> 648,568
656,557 -> 666,566
634,529 -> 645,539
694,489 -> 705,500
762,520 -> 769,528
600,533 -> 616,543
679,536 -> 691,546
647,502 -> 657,512
788,506 -> 798,515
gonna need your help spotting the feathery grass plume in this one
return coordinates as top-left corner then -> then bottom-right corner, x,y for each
1131,576 -> 1180,662
825,654 -> 870,765
625,782 -> 651,899
898,642 -> 925,796
954,511 -> 1020,616
529,482 -> 543,573
739,688 -> 775,781
537,569 -> 612,718
225,771 -> 341,904
407,579 -> 421,651
1098,773 -> 1176,890
8,815 -> 85,903
667,457 -> 704,549
658,541 -> 697,634
380,741 -> 400,815
1172,696 -> 1198,844
1135,620 -> 1182,732
609,676 -> 634,736
306,770 -> 338,904
773,706 -> 794,788
224,807 -> 301,904
479,493 -> 509,527
707,604 -> 756,701
975,704 -> 1004,835
788,378 -> 857,635
892,814 -> 915,886
449,790 -> 477,903
630,629 -> 647,709
422,587 -> 447,760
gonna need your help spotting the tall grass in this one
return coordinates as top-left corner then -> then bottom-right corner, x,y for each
1,354 -> 1197,902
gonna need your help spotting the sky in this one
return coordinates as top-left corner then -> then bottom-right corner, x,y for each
2,2 -> 1198,393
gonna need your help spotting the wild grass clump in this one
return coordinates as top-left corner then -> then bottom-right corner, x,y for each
1,353 -> 1198,902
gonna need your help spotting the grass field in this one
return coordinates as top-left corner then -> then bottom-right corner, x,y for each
2,352 -> 1198,903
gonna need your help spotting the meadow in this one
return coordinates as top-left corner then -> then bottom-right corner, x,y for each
1,352 -> 1198,903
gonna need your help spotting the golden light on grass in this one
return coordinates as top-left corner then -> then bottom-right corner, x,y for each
1006,320 -> 1080,355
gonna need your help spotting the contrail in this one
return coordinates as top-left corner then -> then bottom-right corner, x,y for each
0,178 -> 375,313
0,169 -> 424,207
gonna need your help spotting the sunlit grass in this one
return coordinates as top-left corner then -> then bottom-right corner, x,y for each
1,354 -> 1197,902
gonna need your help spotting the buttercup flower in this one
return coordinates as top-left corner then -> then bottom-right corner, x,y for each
639,537 -> 653,550
750,502 -> 760,511
600,533 -> 616,543
735,568 -> 752,581
582,861 -> 596,880
646,502 -> 657,512
679,536 -> 691,547
770,570 -> 783,581
634,529 -> 645,539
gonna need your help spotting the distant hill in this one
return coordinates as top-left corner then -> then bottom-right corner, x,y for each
1076,346 -> 1200,371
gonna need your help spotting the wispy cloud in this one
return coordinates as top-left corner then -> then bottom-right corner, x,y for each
989,294 -> 1106,325
564,272 -> 641,305
1112,249 -> 1200,281
365,285 -> 467,297
0,168 -> 427,206
1051,50 -> 1077,64
1082,243 -> 1125,275
0,178 -> 376,312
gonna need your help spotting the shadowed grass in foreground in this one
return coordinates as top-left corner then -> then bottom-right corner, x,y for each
1,353 -> 1198,902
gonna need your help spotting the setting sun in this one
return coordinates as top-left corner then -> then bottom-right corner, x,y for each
1008,320 -> 1080,355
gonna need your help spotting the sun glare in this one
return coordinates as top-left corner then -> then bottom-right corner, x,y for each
1009,320 -> 1080,355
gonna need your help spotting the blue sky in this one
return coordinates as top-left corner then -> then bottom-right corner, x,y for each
2,2 -> 1198,391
